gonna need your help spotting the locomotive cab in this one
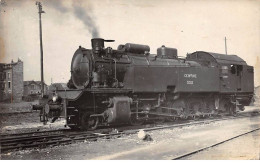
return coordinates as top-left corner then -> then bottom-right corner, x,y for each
187,51 -> 254,112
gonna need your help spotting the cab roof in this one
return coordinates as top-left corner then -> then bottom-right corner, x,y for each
187,51 -> 247,65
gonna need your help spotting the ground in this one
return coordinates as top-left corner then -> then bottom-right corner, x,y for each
0,101 -> 36,114
183,129 -> 260,160
0,101 -> 65,134
0,100 -> 260,160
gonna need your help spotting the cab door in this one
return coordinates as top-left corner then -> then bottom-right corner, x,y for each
231,64 -> 243,91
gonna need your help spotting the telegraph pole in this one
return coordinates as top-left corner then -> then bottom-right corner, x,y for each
225,37 -> 227,55
36,2 -> 45,97
36,2 -> 46,125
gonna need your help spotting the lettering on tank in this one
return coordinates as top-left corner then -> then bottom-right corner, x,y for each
184,74 -> 197,78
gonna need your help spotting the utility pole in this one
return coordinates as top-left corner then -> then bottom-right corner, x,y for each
36,2 -> 45,97
225,37 -> 227,55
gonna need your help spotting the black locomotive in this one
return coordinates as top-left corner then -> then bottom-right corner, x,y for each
41,38 -> 254,130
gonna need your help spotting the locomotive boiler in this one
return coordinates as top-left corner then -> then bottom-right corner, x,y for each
41,38 -> 254,130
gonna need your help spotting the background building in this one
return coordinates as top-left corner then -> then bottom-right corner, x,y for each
23,80 -> 48,96
0,63 -> 5,101
0,59 -> 24,102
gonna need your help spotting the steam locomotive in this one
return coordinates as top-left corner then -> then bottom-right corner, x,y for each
41,38 -> 254,130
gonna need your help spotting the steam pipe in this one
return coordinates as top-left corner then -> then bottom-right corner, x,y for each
102,56 -> 118,87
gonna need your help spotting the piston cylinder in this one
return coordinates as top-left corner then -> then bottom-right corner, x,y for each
105,97 -> 132,124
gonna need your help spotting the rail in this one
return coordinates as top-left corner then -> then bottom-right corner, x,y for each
0,111 -> 258,153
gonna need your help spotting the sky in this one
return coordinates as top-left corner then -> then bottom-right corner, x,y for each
0,0 -> 259,86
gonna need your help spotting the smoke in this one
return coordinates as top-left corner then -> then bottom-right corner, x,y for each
0,0 -> 7,12
72,4 -> 99,38
47,0 -> 68,13
47,0 -> 99,38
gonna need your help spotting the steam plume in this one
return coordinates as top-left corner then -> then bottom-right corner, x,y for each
47,0 -> 68,13
48,0 -> 99,38
73,4 -> 99,38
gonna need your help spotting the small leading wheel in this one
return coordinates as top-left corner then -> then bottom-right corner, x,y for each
81,112 -> 99,131
130,112 -> 145,126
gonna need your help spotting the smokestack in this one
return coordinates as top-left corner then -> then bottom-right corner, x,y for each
91,38 -> 104,54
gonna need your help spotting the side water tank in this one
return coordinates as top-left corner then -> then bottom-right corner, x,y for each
157,45 -> 177,59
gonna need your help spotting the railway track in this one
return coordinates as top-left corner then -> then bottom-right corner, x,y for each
172,127 -> 260,160
0,128 -> 69,139
0,111 -> 259,154
0,111 -> 34,116
0,129 -> 122,153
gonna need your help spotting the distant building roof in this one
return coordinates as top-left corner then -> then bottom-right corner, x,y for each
0,59 -> 23,69
48,83 -> 68,91
24,80 -> 48,86
0,63 -> 4,71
